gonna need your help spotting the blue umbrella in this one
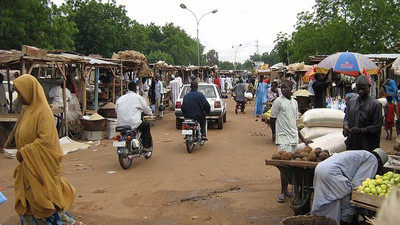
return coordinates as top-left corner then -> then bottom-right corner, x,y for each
316,52 -> 379,77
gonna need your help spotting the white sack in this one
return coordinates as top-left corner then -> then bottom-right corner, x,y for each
245,92 -> 253,100
297,131 -> 346,153
301,108 -> 345,128
300,127 -> 343,140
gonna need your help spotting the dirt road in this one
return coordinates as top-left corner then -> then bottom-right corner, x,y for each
0,98 -> 394,225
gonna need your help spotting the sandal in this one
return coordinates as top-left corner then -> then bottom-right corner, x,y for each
277,194 -> 286,203
285,192 -> 293,198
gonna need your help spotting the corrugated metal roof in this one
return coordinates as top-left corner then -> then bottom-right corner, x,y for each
365,53 -> 400,60
60,53 -> 120,66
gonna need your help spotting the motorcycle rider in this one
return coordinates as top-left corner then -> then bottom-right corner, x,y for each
181,81 -> 211,140
115,81 -> 153,154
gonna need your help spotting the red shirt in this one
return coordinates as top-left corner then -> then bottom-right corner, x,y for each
386,103 -> 395,123
214,77 -> 221,89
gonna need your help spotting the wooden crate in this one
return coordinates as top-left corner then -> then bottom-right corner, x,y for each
21,45 -> 47,58
351,189 -> 385,211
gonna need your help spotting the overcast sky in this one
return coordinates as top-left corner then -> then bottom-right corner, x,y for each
54,0 -> 316,64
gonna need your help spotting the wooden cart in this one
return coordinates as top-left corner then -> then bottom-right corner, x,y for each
265,159 -> 319,215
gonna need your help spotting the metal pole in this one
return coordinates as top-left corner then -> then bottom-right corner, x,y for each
94,67 -> 99,111
196,21 -> 200,66
180,4 -> 217,67
233,44 -> 242,71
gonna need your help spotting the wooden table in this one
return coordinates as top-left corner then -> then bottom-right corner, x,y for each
0,114 -> 21,151
0,114 -> 20,122
266,159 -> 319,215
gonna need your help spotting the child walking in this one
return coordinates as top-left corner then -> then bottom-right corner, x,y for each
385,95 -> 395,140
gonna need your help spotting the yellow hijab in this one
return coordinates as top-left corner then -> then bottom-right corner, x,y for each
13,74 -> 75,218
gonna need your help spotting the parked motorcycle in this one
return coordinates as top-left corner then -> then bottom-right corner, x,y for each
181,119 -> 206,153
113,125 -> 152,169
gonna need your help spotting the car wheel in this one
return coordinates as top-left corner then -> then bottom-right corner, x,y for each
217,116 -> 223,129
223,112 -> 227,123
176,117 -> 182,129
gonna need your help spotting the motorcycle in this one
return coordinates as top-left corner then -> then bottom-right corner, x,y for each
181,119 -> 206,153
113,125 -> 153,169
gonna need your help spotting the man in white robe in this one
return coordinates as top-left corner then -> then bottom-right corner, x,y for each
167,75 -> 180,110
226,77 -> 233,93
311,149 -> 388,224
176,75 -> 183,87
220,76 -> 226,93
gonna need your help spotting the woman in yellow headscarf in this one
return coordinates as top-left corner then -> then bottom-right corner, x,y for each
13,74 -> 83,225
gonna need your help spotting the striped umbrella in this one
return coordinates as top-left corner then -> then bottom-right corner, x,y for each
316,52 -> 380,77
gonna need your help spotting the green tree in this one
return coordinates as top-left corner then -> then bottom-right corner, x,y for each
206,49 -> 219,66
249,52 -> 280,67
159,23 -> 198,65
272,0 -> 400,63
272,32 -> 293,64
312,0 -> 400,53
47,3 -> 78,50
0,0 -> 77,50
64,0 -> 132,57
147,50 -> 174,64
218,61 -> 234,70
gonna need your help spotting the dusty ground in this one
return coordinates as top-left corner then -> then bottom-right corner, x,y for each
0,97 -> 395,225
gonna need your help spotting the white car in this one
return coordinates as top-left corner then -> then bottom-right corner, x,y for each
175,83 -> 227,129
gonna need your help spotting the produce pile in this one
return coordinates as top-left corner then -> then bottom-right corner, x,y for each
357,171 -> 400,197
271,147 -> 331,162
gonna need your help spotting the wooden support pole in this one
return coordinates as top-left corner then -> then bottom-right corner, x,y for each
94,67 -> 100,111
120,65 -> 123,96
378,73 -> 381,98
56,63 -> 68,137
21,61 -> 26,74
80,66 -> 87,115
109,66 -> 116,103
27,63 -> 34,74
6,68 -> 12,112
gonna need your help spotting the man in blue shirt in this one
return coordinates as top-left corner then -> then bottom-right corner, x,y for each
181,81 -> 211,140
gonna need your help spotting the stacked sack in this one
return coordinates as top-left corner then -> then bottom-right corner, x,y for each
297,108 -> 346,153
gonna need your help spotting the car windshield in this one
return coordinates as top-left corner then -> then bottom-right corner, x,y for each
180,85 -> 217,98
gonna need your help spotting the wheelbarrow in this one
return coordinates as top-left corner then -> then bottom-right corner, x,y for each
265,159 -> 319,215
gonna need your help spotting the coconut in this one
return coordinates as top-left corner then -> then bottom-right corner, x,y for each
271,153 -> 281,160
308,151 -> 317,161
302,146 -> 313,153
281,152 -> 293,160
299,151 -> 309,158
302,157 -> 309,161
278,151 -> 286,156
319,152 -> 330,161
293,150 -> 302,159
314,148 -> 322,156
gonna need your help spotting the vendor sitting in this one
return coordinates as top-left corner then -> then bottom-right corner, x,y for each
311,148 -> 388,225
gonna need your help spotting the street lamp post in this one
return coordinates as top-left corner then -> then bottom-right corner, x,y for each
180,3 -> 217,66
232,44 -> 242,71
